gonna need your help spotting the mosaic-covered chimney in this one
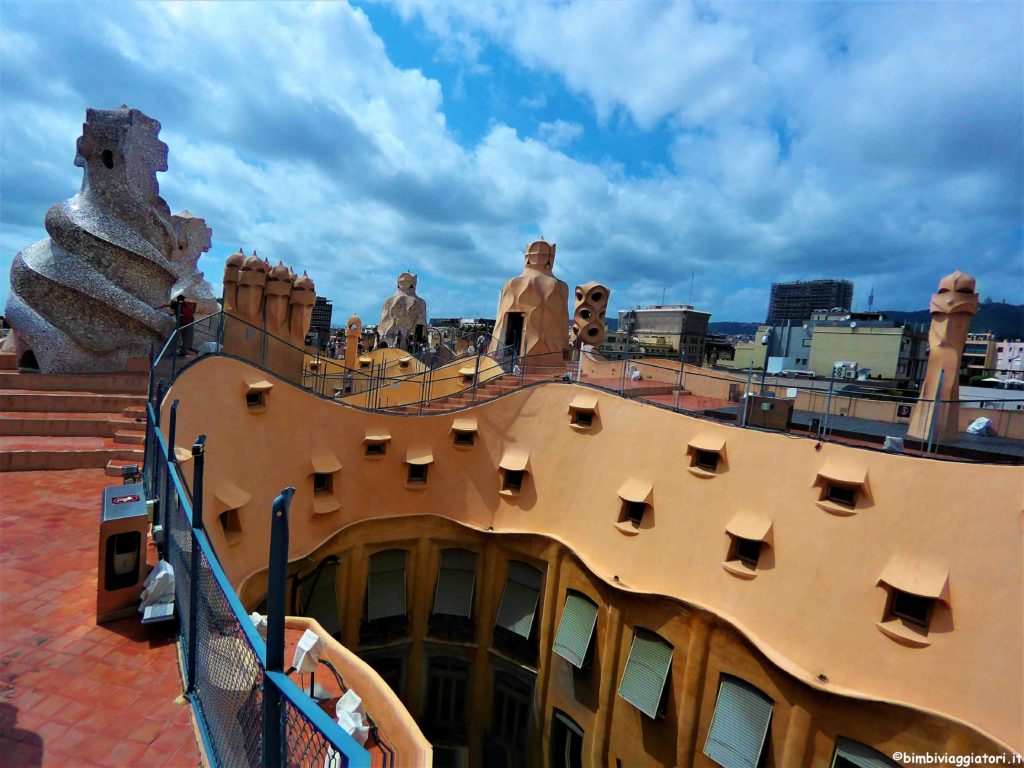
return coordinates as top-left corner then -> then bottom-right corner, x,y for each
5,107 -> 184,372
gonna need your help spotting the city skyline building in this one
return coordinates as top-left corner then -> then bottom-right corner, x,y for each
766,279 -> 854,324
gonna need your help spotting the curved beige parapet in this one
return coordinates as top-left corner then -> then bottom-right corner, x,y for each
6,107 -> 180,372
284,617 -> 432,763
164,355 -> 1024,753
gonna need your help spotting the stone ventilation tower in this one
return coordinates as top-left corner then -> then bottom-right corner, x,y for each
344,314 -> 362,371
220,251 -> 317,382
4,107 -> 183,372
489,239 -> 570,369
379,272 -> 427,351
907,270 -> 979,443
572,282 -> 610,348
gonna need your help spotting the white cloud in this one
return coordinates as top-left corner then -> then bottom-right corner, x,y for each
536,119 -> 583,149
1,0 -> 1021,327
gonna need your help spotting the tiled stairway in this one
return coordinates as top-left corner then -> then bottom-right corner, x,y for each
384,365 -> 572,414
0,370 -> 149,473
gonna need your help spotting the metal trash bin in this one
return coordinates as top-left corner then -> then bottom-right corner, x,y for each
97,483 -> 148,624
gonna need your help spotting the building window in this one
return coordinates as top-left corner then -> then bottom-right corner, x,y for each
245,391 -> 264,408
313,472 -> 332,494
365,441 -> 387,457
732,538 -> 763,569
703,675 -> 774,768
407,463 -> 429,484
572,409 -> 593,427
451,418 -> 478,447
552,591 -> 598,669
694,450 -> 719,472
430,548 -> 477,640
499,448 -> 530,496
295,557 -> 342,640
218,509 -> 242,545
568,395 -> 598,429
487,673 -> 533,767
365,656 -> 405,700
494,561 -> 543,665
623,500 -> 647,524
361,549 -> 408,644
831,737 -> 901,768
687,434 -> 726,476
425,658 -> 469,744
617,628 -> 673,719
551,711 -> 584,768
826,483 -> 857,508
503,469 -> 525,492
888,589 -> 934,628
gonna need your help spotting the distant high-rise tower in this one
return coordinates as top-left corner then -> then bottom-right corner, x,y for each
766,279 -> 853,323
868,283 -> 875,313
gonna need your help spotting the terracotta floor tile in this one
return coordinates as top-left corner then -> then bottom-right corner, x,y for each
0,470 -> 199,767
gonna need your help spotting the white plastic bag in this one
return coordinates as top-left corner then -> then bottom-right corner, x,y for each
139,560 -> 175,610
249,612 -> 268,639
966,417 -> 993,435
335,689 -> 370,746
292,629 -> 324,674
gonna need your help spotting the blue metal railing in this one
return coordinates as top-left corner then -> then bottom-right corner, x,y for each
145,395 -> 371,768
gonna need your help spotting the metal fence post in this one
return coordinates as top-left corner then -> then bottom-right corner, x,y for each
925,369 -> 944,455
160,400 -> 179,534
156,380 -> 168,430
186,435 -> 206,695
820,367 -> 837,440
472,350 -> 482,404
741,363 -> 753,428
264,486 -> 295,768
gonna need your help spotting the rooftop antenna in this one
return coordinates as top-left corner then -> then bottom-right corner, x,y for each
688,270 -> 695,305
867,282 -> 875,313
661,287 -> 666,305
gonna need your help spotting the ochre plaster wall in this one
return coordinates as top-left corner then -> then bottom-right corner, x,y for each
245,519 -> 1010,767
163,355 -> 1024,753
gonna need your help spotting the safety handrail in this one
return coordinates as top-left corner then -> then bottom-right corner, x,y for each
146,399 -> 371,767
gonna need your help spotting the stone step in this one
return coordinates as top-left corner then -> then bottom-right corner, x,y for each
0,353 -> 17,371
0,435 -> 143,472
123,405 -> 147,419
0,390 -> 146,413
0,412 -> 138,438
0,370 -> 149,394
113,430 -> 145,445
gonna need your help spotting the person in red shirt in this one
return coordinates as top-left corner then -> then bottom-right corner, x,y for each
162,294 -> 197,355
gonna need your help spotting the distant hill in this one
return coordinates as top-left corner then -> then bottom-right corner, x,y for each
707,321 -> 761,336
879,302 -> 1023,339
706,302 -> 1023,339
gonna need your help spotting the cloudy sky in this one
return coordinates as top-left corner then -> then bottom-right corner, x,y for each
1,1 -> 1021,323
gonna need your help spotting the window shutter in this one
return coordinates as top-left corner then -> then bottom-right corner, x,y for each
833,738 -> 900,768
433,549 -> 477,617
617,628 -> 673,719
368,550 -> 407,621
552,592 -> 598,668
495,561 -> 542,638
703,676 -> 774,768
